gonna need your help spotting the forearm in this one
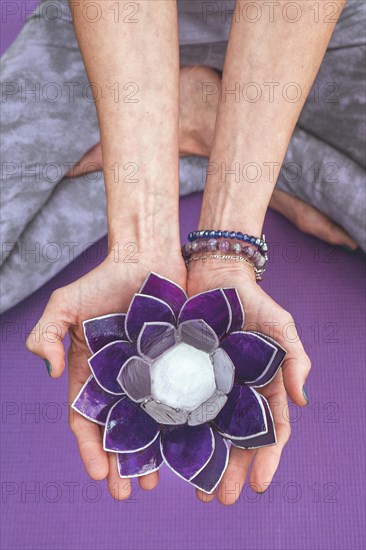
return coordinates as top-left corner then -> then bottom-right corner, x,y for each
70,0 -> 180,252
199,0 -> 347,235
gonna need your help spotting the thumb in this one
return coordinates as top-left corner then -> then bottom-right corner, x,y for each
281,341 -> 312,407
26,288 -> 73,378
274,313 -> 312,407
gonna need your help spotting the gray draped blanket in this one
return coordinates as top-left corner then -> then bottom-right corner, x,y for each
1,0 -> 365,313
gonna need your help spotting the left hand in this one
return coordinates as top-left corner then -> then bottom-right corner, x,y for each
187,259 -> 311,505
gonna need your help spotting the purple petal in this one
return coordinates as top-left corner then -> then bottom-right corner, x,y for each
178,289 -> 231,339
230,395 -> 276,449
117,356 -> 151,402
125,294 -> 175,342
141,399 -> 189,426
161,424 -> 214,480
140,272 -> 187,318
177,319 -> 219,353
137,322 -> 176,360
213,385 -> 267,439
188,391 -> 227,426
104,397 -> 160,453
89,341 -> 136,395
211,347 -> 235,393
221,331 -> 285,386
83,314 -> 127,353
223,288 -> 244,333
71,375 -> 121,425
190,431 -> 229,494
249,332 -> 286,387
116,436 -> 163,478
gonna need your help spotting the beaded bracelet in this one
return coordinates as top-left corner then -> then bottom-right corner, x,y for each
182,229 -> 268,281
188,230 -> 268,253
182,238 -> 267,269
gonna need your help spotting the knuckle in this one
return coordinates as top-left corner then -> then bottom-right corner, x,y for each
277,426 -> 291,450
304,354 -> 312,374
283,422 -> 292,443
25,332 -> 37,353
277,414 -> 292,442
68,409 -> 82,435
68,417 -> 78,436
280,311 -> 295,329
284,312 -> 295,324
49,287 -> 67,306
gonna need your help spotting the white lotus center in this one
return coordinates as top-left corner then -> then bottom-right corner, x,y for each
150,342 -> 216,412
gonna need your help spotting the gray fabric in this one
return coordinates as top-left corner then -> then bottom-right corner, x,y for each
178,0 -> 234,45
0,0 -> 365,313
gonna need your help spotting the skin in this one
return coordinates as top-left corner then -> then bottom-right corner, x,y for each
28,0 -> 185,499
68,65 -> 357,249
187,259 -> 308,503
27,0 -> 347,504
190,0 -> 346,503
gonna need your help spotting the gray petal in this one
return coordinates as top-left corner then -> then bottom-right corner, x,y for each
211,347 -> 235,393
141,399 -> 189,425
137,322 -> 177,360
178,319 -> 219,352
188,391 -> 228,426
117,357 -> 151,402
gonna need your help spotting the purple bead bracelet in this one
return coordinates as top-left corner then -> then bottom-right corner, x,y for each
182,238 -> 267,269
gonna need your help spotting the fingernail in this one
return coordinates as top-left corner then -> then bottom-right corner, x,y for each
44,359 -> 52,377
341,245 -> 356,253
302,385 -> 309,404
252,488 -> 267,496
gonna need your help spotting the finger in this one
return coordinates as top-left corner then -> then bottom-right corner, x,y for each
26,288 -> 72,378
276,319 -> 311,407
69,410 -> 109,480
68,346 -> 109,481
250,383 -> 291,492
281,347 -> 311,407
107,453 -> 132,500
138,470 -> 159,491
195,488 -> 216,503
217,446 -> 254,506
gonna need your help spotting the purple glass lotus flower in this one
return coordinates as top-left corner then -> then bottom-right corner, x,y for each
72,272 -> 286,494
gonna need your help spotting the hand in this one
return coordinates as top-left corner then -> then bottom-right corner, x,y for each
26,250 -> 186,500
187,259 -> 311,505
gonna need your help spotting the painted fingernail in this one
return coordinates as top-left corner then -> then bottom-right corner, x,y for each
254,490 -> 266,495
44,359 -> 52,377
341,245 -> 356,252
302,385 -> 309,404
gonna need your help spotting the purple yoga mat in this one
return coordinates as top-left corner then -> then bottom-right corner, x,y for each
1,6 -> 365,549
1,194 -> 365,550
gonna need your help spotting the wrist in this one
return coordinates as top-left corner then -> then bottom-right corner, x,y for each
107,235 -> 183,267
198,189 -> 266,237
187,255 -> 257,294
107,199 -> 181,261
106,222 -> 186,286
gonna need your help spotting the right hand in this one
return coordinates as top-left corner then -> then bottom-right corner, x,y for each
26,251 -> 186,500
